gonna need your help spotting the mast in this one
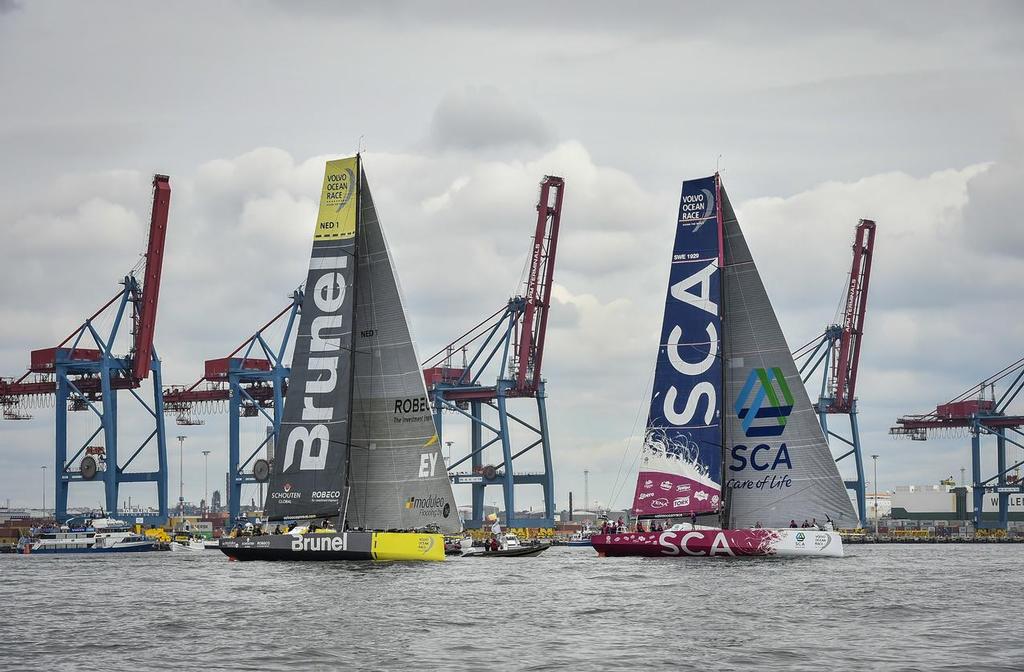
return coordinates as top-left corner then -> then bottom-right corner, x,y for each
339,153 -> 362,530
716,172 -> 730,530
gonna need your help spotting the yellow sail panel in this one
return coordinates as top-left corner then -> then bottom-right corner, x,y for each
315,156 -> 359,240
371,532 -> 446,562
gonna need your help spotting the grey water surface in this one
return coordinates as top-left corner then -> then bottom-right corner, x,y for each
1,544 -> 1020,671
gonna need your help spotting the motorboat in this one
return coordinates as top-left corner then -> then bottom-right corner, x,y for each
18,517 -> 156,554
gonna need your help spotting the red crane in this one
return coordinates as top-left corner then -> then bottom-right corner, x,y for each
0,174 -> 173,521
421,175 -> 565,528
829,219 -> 876,413
132,175 -> 171,380
514,176 -> 564,394
793,218 -> 877,528
1,174 -> 173,414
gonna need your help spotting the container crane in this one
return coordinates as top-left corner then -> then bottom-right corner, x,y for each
793,219 -> 876,527
891,356 -> 1024,530
162,291 -> 300,521
0,175 -> 172,522
422,175 -> 564,528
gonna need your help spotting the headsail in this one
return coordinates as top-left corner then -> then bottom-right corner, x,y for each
719,183 -> 858,528
345,170 -> 462,534
265,157 -> 360,521
631,176 -> 724,519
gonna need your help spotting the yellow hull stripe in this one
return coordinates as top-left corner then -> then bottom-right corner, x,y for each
371,532 -> 446,562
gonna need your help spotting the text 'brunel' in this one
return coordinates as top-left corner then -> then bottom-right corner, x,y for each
283,255 -> 349,471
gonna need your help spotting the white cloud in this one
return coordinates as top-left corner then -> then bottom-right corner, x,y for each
5,137 -> 1020,513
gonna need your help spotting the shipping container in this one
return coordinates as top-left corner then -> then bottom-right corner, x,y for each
422,367 -> 470,388
30,347 -> 103,372
936,400 -> 995,419
204,356 -> 272,380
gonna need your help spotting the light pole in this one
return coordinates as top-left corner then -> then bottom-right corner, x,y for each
584,470 -> 590,512
960,467 -> 966,488
871,454 -> 879,536
176,435 -> 186,518
41,465 -> 46,516
202,450 -> 211,514
445,441 -> 453,469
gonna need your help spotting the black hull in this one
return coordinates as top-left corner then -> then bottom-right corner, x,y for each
218,530 -> 447,562
219,532 -> 374,562
463,544 -> 550,558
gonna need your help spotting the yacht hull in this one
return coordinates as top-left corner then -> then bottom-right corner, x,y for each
592,528 -> 843,558
218,531 -> 445,562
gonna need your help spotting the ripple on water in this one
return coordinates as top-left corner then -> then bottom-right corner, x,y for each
1,545 -> 1022,671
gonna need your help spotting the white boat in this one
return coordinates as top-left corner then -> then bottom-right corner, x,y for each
170,536 -> 207,552
566,524 -> 596,547
170,522 -> 210,551
18,517 -> 156,554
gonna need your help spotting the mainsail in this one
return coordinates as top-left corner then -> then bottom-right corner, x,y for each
632,176 -> 724,519
344,170 -> 462,533
718,181 -> 858,528
265,157 -> 360,521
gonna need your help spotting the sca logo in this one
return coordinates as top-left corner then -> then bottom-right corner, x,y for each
734,367 -> 794,437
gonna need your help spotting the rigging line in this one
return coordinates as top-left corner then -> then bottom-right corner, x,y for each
515,236 -> 531,298
607,358 -> 657,508
831,270 -> 851,327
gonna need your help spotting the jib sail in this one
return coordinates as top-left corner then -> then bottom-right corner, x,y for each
344,170 -> 462,533
718,182 -> 857,528
265,157 -> 360,521
631,175 -> 725,519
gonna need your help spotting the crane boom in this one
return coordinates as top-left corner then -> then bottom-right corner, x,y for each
515,176 -> 564,393
829,219 -> 875,413
132,174 -> 171,380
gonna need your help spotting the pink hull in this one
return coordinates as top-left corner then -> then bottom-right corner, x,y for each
591,528 -> 843,558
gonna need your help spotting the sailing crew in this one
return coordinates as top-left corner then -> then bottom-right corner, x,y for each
789,520 -> 798,528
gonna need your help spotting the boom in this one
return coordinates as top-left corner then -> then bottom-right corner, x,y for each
515,176 -> 564,394
829,219 -> 875,413
132,174 -> 171,380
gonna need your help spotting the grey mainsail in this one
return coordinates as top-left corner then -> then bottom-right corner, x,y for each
719,184 -> 858,529
345,171 -> 462,533
265,157 -> 359,521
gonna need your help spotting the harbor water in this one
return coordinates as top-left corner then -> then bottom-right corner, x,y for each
1,545 -> 1020,671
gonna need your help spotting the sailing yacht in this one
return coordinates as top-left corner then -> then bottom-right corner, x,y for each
592,174 -> 856,558
219,156 -> 461,562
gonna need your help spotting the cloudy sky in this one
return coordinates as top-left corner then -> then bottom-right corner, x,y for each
1,1 -> 1023,514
